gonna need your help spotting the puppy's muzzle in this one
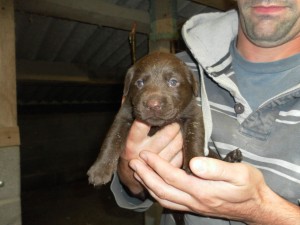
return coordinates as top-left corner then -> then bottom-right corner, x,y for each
144,98 -> 163,112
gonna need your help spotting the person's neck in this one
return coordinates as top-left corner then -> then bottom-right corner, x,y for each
236,29 -> 300,63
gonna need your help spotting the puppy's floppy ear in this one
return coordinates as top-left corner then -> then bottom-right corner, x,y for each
188,69 -> 199,97
123,66 -> 135,97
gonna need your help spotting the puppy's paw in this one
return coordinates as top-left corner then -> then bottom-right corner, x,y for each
223,148 -> 243,163
87,162 -> 116,186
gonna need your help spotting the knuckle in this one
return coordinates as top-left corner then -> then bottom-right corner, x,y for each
164,172 -> 178,185
156,188 -> 167,200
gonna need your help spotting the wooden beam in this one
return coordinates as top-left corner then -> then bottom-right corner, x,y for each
0,127 -> 20,148
0,0 -> 18,129
149,0 -> 177,53
15,0 -> 150,34
192,0 -> 237,11
17,60 -> 124,84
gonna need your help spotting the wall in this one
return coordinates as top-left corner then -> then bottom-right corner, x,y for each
0,146 -> 21,224
19,110 -> 117,190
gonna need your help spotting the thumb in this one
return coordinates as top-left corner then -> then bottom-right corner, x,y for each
189,157 -> 243,185
127,120 -> 151,143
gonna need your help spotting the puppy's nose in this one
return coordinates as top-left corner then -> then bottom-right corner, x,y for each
145,99 -> 162,111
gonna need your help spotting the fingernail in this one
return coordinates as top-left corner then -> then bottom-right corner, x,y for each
192,158 -> 207,174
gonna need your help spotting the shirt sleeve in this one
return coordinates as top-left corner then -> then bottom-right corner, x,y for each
110,172 -> 153,212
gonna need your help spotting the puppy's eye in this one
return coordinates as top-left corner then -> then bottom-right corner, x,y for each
135,79 -> 144,88
168,78 -> 179,87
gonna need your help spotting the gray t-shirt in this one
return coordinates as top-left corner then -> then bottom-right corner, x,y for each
231,40 -> 300,110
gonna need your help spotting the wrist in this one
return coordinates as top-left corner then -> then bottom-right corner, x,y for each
247,186 -> 300,225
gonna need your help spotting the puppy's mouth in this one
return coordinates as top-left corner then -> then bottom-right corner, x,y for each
143,117 -> 173,127
136,110 -> 178,127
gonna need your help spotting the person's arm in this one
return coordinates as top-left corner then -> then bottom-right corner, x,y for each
116,120 -> 183,199
129,151 -> 300,225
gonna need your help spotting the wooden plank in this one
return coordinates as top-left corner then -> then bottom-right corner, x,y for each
0,0 -> 18,128
15,0 -> 150,34
17,60 -> 124,84
0,127 -> 20,148
192,0 -> 237,11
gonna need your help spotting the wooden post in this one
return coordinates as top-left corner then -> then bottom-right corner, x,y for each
0,0 -> 21,224
0,0 -> 20,147
149,0 -> 178,53
146,2 -> 177,224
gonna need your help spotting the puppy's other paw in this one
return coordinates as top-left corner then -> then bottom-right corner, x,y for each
87,162 -> 116,186
223,148 -> 243,163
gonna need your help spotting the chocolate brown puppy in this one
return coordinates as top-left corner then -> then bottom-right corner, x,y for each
87,52 -> 242,186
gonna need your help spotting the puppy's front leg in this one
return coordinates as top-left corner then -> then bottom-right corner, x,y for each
182,112 -> 205,174
87,105 -> 133,186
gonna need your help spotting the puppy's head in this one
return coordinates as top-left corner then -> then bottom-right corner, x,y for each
123,52 -> 198,126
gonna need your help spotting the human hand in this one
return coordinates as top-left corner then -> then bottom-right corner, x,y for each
117,120 -> 183,197
129,151 -> 300,224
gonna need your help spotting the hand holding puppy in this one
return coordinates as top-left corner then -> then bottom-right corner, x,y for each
129,150 -> 300,225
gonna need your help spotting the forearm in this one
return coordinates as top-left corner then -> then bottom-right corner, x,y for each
247,186 -> 300,225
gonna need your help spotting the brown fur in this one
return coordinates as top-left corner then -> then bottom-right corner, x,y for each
87,52 -> 241,186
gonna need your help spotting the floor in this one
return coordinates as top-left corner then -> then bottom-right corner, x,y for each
21,179 -> 144,225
